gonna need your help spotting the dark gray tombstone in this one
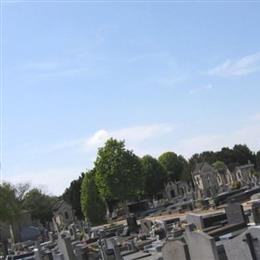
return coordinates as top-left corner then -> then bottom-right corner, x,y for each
225,202 -> 246,225
162,240 -> 190,260
252,201 -> 260,225
126,214 -> 138,233
223,226 -> 260,260
185,224 -> 220,260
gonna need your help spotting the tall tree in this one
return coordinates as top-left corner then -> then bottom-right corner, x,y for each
95,138 -> 143,203
0,183 -> 21,223
158,152 -> 182,181
22,188 -> 57,224
178,155 -> 192,182
63,173 -> 85,219
81,171 -> 106,225
141,155 -> 167,199
256,151 -> 260,171
232,144 -> 255,165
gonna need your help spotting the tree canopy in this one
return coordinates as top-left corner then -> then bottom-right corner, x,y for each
141,155 -> 167,199
80,170 -> 106,225
0,183 -> 21,223
22,188 -> 57,224
95,138 -> 144,202
63,173 -> 85,219
158,152 -> 183,181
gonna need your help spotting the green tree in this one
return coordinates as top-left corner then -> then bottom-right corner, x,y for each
95,138 -> 143,203
232,144 -> 255,165
158,152 -> 182,181
0,183 -> 21,223
63,173 -> 85,219
22,188 -> 57,224
212,160 -> 227,171
81,171 -> 106,225
178,155 -> 192,182
256,151 -> 260,170
141,155 -> 167,199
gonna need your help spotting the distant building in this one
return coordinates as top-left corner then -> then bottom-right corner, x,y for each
192,161 -> 257,199
234,163 -> 255,187
165,181 -> 193,201
52,200 -> 74,227
192,162 -> 219,199
214,163 -> 234,192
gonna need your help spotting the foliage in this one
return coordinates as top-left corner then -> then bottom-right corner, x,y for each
158,152 -> 183,181
0,183 -> 21,223
256,151 -> 260,171
95,138 -> 144,202
212,161 -> 226,171
80,171 -> 106,225
178,155 -> 192,181
189,145 -> 256,172
141,155 -> 167,199
22,188 -> 57,224
63,173 -> 85,219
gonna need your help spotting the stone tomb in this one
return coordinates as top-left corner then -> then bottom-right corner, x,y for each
223,226 -> 260,260
162,240 -> 190,260
224,202 -> 246,225
252,201 -> 260,225
140,219 -> 153,236
184,224 -> 220,260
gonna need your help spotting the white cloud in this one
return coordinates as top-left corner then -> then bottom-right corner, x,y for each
208,52 -> 260,76
5,167 -> 83,196
86,123 -> 175,151
189,84 -> 213,95
175,122 -> 260,158
251,113 -> 260,121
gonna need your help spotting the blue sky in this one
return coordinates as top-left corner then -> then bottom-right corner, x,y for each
2,1 -> 260,194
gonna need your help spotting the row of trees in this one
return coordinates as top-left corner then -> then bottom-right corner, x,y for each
0,183 -> 57,227
63,140 -> 260,225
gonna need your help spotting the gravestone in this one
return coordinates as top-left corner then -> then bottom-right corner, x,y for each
100,238 -> 123,260
223,226 -> 260,260
140,219 -> 153,236
185,224 -> 220,260
162,240 -> 190,260
252,201 -> 260,225
126,214 -> 138,233
225,202 -> 246,225
57,235 -> 76,260
186,213 -> 204,229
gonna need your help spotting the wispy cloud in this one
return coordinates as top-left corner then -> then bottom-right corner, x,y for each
86,123 -> 175,150
175,122 -> 260,158
251,113 -> 260,121
208,52 -> 260,76
189,84 -> 213,95
5,167 -> 83,196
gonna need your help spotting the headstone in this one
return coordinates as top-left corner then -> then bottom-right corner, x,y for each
185,224 -> 220,260
186,213 -> 204,229
225,202 -> 246,225
140,219 -> 153,236
100,238 -> 123,260
223,226 -> 260,260
121,226 -> 129,237
252,201 -> 260,225
126,214 -> 138,233
162,240 -> 190,260
57,236 -> 76,260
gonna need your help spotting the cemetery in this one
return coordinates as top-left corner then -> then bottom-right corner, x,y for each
1,146 -> 260,260
2,191 -> 260,260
